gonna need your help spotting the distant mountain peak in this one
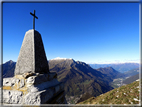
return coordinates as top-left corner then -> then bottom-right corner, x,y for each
98,66 -> 114,70
106,66 -> 114,69
9,60 -> 14,63
50,57 -> 73,61
4,60 -> 15,65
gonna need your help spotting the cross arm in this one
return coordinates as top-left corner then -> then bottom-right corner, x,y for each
30,12 -> 38,19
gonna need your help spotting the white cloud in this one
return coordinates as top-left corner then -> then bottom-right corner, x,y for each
50,57 -> 72,60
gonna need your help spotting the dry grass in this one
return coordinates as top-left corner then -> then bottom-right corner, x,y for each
78,80 -> 140,104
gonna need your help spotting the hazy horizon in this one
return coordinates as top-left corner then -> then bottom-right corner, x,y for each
3,57 -> 140,65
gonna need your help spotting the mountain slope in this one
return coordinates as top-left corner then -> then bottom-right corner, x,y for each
2,60 -> 16,78
78,80 -> 140,104
96,67 -> 125,79
89,64 -> 111,69
123,74 -> 139,85
124,68 -> 139,78
49,59 -> 113,97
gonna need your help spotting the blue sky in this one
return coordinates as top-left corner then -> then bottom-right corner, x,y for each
3,2 -> 139,64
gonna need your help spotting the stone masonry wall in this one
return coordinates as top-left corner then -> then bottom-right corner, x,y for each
3,72 -> 66,105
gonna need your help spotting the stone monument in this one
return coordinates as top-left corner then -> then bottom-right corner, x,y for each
2,10 -> 66,105
14,29 -> 50,75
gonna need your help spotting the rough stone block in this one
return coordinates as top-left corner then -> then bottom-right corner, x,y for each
25,72 -> 57,87
24,88 -> 59,104
3,90 -> 23,104
27,79 -> 60,92
24,81 -> 65,104
24,91 -> 42,105
20,79 -> 25,88
22,72 -> 35,78
3,78 -> 19,87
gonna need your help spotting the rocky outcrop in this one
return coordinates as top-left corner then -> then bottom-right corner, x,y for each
3,72 -> 66,105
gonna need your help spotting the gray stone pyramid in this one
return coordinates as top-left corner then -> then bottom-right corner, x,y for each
15,29 -> 49,75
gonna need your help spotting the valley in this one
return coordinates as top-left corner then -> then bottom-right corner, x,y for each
110,78 -> 124,88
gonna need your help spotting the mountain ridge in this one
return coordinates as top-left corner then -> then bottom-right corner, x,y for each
2,60 -> 16,78
90,63 -> 139,73
49,59 -> 114,103
96,67 -> 125,80
123,74 -> 139,85
124,68 -> 139,78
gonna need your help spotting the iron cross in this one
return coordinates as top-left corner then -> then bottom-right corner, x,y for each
30,10 -> 38,30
